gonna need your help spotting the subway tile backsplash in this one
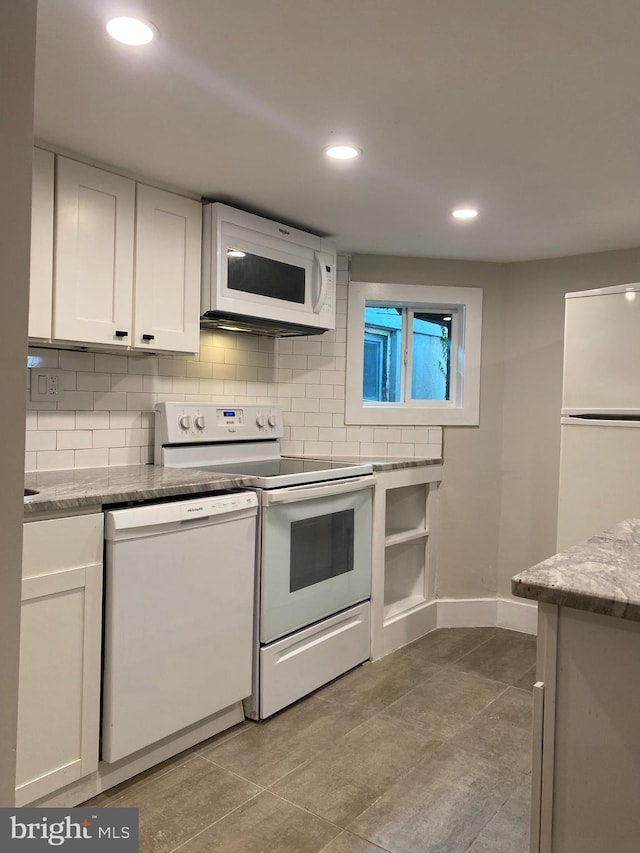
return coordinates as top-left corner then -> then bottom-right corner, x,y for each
25,257 -> 442,471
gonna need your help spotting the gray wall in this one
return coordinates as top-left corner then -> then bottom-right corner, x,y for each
31,244 -> 640,613
0,0 -> 37,805
350,255 -> 508,600
353,248 -> 640,605
497,248 -> 640,597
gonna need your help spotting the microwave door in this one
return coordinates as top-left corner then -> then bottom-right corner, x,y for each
220,233 -> 312,307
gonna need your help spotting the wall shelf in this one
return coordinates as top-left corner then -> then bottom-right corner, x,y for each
385,527 -> 430,548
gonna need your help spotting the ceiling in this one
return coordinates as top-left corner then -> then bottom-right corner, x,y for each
34,0 -> 640,262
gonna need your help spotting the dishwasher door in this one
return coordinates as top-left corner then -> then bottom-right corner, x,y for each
102,492 -> 257,763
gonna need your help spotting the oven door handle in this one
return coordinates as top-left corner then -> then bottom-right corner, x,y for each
261,475 -> 374,505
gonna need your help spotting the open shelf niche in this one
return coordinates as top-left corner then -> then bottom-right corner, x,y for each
371,464 -> 443,660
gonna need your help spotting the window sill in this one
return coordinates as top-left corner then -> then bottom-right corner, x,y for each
345,402 -> 480,427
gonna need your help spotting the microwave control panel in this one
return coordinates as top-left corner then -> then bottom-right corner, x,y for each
317,250 -> 335,323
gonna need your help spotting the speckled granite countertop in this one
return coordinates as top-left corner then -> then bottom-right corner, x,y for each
512,519 -> 640,621
285,455 -> 442,472
24,456 -> 442,516
23,465 -> 248,515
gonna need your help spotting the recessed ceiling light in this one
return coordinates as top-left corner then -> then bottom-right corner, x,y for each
106,17 -> 157,46
325,145 -> 361,160
227,249 -> 246,258
452,208 -> 479,220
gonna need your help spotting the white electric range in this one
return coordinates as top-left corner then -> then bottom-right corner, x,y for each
154,402 -> 374,719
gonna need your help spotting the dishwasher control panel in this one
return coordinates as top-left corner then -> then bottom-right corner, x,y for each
104,492 -> 258,539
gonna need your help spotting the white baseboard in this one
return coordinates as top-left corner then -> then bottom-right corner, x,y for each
380,595 -> 537,656
382,600 -> 437,657
436,597 -> 497,629
435,596 -> 537,635
496,596 -> 537,635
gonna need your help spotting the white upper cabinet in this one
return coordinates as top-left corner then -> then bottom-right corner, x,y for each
134,184 -> 202,353
28,148 -> 55,339
54,156 -> 135,347
37,153 -> 202,354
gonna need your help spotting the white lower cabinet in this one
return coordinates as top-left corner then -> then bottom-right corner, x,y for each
532,603 -> 640,853
530,679 -> 545,853
16,513 -> 103,806
371,465 -> 442,659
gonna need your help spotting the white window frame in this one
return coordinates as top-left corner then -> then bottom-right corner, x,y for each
346,281 -> 483,426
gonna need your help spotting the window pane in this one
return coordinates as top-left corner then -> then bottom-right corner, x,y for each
363,306 -> 402,402
363,335 -> 384,401
411,312 -> 451,401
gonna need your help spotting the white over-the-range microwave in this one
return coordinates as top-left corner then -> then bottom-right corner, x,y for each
201,203 -> 337,337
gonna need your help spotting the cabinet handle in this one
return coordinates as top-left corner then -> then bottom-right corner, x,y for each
142,334 -> 155,342
114,330 -> 128,338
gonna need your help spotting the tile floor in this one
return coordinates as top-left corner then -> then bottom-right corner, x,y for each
87,627 -> 536,853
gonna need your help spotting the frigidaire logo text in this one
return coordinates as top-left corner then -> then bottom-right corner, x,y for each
186,506 -> 204,512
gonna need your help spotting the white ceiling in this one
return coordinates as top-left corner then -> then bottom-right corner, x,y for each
34,0 -> 640,262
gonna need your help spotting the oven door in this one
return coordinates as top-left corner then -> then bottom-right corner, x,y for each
259,476 -> 373,644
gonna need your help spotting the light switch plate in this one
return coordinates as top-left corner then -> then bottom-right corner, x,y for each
29,368 -> 64,402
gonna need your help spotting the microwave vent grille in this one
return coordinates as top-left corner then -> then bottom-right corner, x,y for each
200,311 -> 329,338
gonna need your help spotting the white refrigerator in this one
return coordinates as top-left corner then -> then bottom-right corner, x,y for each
557,282 -> 640,550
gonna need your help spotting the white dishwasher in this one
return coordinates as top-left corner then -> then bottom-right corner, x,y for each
102,491 -> 258,764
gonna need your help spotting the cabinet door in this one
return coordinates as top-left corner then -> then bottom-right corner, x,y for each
133,184 -> 202,353
28,148 -> 54,339
530,680 -> 544,853
17,514 -> 103,806
53,157 -> 134,347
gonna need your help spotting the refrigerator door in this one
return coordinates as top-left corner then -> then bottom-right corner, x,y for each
557,420 -> 640,550
563,285 -> 640,414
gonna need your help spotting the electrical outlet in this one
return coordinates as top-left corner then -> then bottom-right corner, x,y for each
29,369 -> 65,402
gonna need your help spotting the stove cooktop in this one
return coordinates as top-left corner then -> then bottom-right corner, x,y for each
193,456 -> 373,489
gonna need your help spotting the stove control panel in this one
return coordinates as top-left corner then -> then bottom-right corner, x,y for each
216,408 -> 244,427
155,401 -> 284,445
